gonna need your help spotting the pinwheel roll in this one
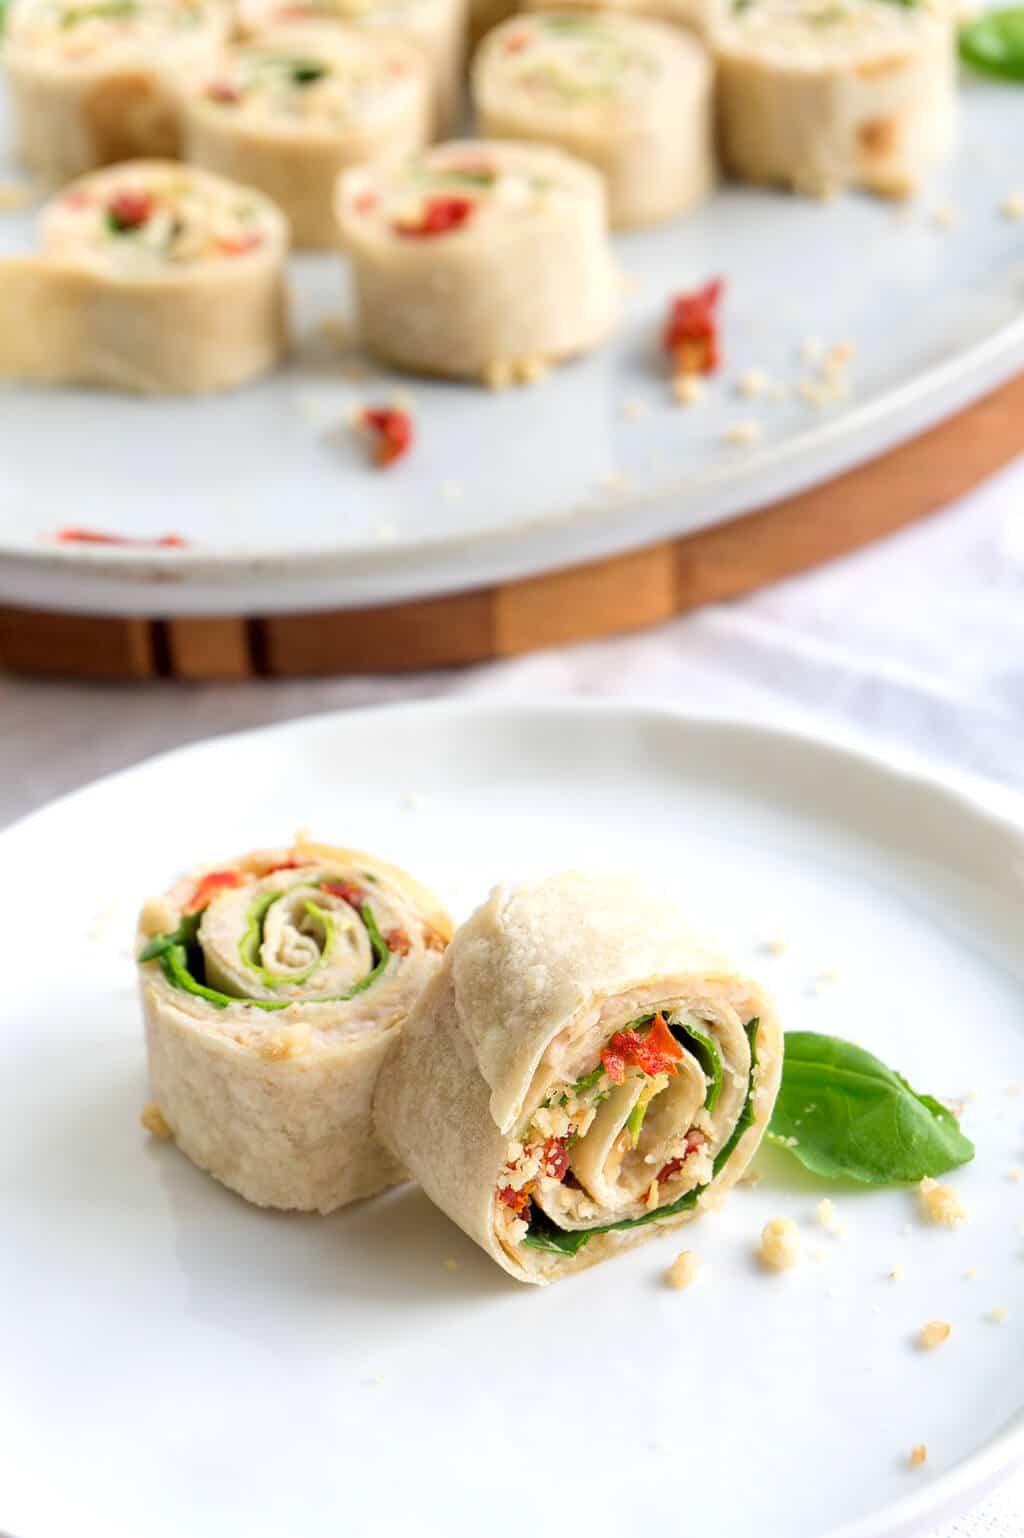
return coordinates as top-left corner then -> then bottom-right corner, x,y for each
235,0 -> 466,134
137,839 -> 452,1213
183,27 -> 430,248
712,0 -> 955,199
3,0 -> 230,186
0,160 -> 288,394
472,13 -> 713,230
521,0 -> 710,42
335,140 -> 619,382
375,873 -> 783,1285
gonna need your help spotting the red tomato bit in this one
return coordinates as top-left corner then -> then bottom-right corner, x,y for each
600,1013 -> 684,1085
217,230 -> 263,257
539,1137 -> 569,1181
55,527 -> 186,547
321,879 -> 366,909
106,190 -> 154,232
498,1184 -> 532,1218
359,405 -> 414,468
393,194 -> 474,239
662,277 -> 724,377
385,928 -> 412,956
184,868 -> 247,914
502,29 -> 530,50
206,79 -> 241,104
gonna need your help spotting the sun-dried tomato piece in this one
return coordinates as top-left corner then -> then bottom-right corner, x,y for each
184,869 -> 247,914
424,929 -> 448,953
359,405 -> 414,468
600,1014 -> 684,1084
106,190 -> 154,232
498,1184 -> 532,1217
55,528 -> 186,547
658,1156 -> 686,1184
539,1137 -> 569,1181
394,194 -> 474,239
217,230 -> 263,257
662,277 -> 724,377
206,78 -> 241,103
385,928 -> 412,956
502,29 -> 530,50
262,858 -> 308,874
321,880 -> 366,909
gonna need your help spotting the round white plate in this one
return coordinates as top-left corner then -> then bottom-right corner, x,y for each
1,701 -> 1022,1538
0,77 -> 1023,616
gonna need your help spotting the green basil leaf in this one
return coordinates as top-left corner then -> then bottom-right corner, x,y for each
959,7 -> 1024,79
768,1031 -> 974,1184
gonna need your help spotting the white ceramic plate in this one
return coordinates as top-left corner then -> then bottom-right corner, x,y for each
1,701 -> 1022,1538
0,76 -> 1023,616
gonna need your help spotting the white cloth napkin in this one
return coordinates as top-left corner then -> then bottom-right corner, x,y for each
1,453 -> 1022,1534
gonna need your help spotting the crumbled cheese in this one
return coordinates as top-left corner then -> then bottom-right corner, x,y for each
810,1245 -> 826,1263
1008,1167 -> 1023,1184
667,1250 -> 702,1290
889,1264 -> 904,1282
918,1177 -> 968,1228
760,1217 -> 800,1271
930,203 -> 958,230
621,397 -> 649,421
963,1268 -> 978,1281
672,373 -> 704,405
600,470 -> 629,493
1001,192 -> 1024,222
138,895 -> 179,938
988,1307 -> 1008,1324
817,1198 -> 838,1231
723,420 -> 761,446
140,1103 -> 173,1141
1005,1083 -> 1022,1096
514,356 -> 548,386
909,1445 -> 928,1470
763,937 -> 787,956
736,367 -> 773,399
918,1320 -> 951,1350
645,1178 -> 660,1212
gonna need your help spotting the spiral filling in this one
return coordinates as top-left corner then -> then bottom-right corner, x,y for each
497,1010 -> 760,1257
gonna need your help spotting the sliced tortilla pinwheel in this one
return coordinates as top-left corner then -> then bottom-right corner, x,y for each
183,27 -> 431,249
2,0 -> 230,186
235,0 -> 466,135
472,12 -> 713,230
521,0 -> 710,42
335,140 -> 619,383
712,0 -> 956,199
137,839 -> 452,1213
375,872 -> 783,1285
0,160 -> 288,393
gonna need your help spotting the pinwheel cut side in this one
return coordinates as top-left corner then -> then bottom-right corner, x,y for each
472,13 -> 713,229
335,139 -> 620,382
183,27 -> 431,249
711,0 -> 956,199
0,160 -> 289,394
137,839 -> 452,1213
3,0 -> 231,184
375,872 -> 783,1284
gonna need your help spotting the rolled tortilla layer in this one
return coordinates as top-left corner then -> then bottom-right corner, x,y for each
521,0 -> 709,42
137,838 -> 452,1213
335,139 -> 620,383
472,12 -> 713,230
0,160 -> 288,393
235,0 -> 467,135
712,0 -> 955,199
3,0 -> 230,186
183,26 -> 431,249
375,872 -> 783,1285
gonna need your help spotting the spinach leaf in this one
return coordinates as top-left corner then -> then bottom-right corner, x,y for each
959,7 -> 1024,79
670,1019 -> 724,1114
768,1031 -> 974,1184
